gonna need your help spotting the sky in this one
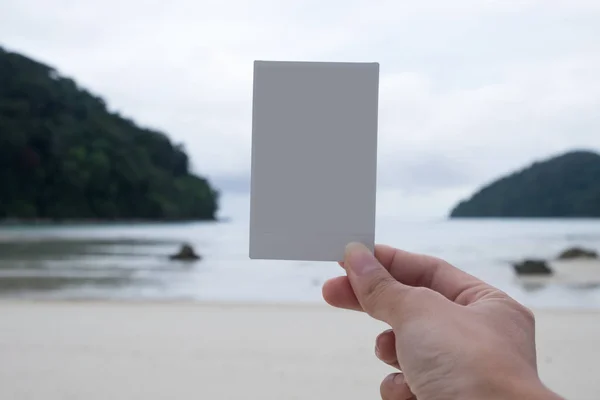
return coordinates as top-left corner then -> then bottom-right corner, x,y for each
1,0 -> 599,220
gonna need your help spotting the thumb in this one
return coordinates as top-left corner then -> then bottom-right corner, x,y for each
344,242 -> 412,323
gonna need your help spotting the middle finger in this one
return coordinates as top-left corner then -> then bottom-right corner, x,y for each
376,329 -> 401,370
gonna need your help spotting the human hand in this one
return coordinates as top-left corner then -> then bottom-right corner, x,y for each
322,243 -> 563,400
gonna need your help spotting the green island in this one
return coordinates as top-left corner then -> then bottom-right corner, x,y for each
0,46 -> 218,221
450,150 -> 600,218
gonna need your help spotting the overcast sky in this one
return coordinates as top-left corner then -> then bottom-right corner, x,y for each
2,0 -> 599,219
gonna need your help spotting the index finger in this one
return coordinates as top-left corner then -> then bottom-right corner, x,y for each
375,245 -> 487,305
323,244 -> 488,311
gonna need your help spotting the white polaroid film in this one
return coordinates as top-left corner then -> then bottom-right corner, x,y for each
249,61 -> 379,261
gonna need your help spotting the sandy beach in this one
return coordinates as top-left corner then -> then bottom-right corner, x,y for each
0,301 -> 598,400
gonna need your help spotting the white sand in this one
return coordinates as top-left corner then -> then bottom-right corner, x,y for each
0,301 -> 598,400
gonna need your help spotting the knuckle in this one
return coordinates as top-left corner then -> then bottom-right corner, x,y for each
507,299 -> 536,327
410,286 -> 431,299
380,373 -> 411,400
362,277 -> 401,321
404,286 -> 433,308
379,378 -> 390,400
379,374 -> 396,400
519,305 -> 536,326
363,275 -> 394,307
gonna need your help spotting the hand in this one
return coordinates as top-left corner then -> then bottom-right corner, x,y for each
322,243 -> 563,400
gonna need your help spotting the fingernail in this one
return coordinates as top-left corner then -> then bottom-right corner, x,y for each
393,373 -> 405,385
375,343 -> 381,358
345,242 -> 377,276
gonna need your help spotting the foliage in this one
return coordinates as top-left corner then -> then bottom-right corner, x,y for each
450,150 -> 600,218
0,46 -> 218,220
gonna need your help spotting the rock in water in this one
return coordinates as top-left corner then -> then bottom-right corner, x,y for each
513,259 -> 553,275
169,244 -> 201,261
557,247 -> 598,260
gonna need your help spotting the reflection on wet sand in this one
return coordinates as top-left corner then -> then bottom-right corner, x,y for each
515,259 -> 600,292
0,237 -> 189,295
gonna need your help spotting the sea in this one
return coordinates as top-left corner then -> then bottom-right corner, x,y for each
1,217 -> 600,309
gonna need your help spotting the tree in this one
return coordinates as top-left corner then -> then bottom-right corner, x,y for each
0,46 -> 218,220
450,150 -> 600,218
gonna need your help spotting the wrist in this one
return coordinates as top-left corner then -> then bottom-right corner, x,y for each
464,373 -> 563,400
506,380 -> 563,400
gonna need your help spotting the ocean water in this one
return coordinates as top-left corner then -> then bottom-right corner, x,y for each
1,217 -> 600,309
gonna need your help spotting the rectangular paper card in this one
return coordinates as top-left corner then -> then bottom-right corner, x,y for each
249,61 -> 379,261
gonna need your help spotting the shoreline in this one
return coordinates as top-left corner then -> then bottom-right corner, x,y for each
3,297 -> 600,311
0,301 -> 598,399
0,218 -> 223,226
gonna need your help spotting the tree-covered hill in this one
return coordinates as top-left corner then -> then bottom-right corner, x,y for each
450,150 -> 600,218
0,46 -> 218,220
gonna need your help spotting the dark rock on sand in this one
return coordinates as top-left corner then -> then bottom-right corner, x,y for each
557,247 -> 598,260
513,259 -> 553,275
169,244 -> 201,261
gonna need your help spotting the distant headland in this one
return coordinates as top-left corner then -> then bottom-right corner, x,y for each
0,46 -> 218,221
450,150 -> 600,218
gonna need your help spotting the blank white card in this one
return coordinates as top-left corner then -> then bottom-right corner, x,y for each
249,61 -> 379,261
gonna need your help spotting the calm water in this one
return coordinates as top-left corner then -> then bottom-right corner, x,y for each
1,217 -> 600,308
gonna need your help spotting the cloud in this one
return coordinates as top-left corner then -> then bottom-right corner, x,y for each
376,54 -> 600,195
1,0 -> 599,217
